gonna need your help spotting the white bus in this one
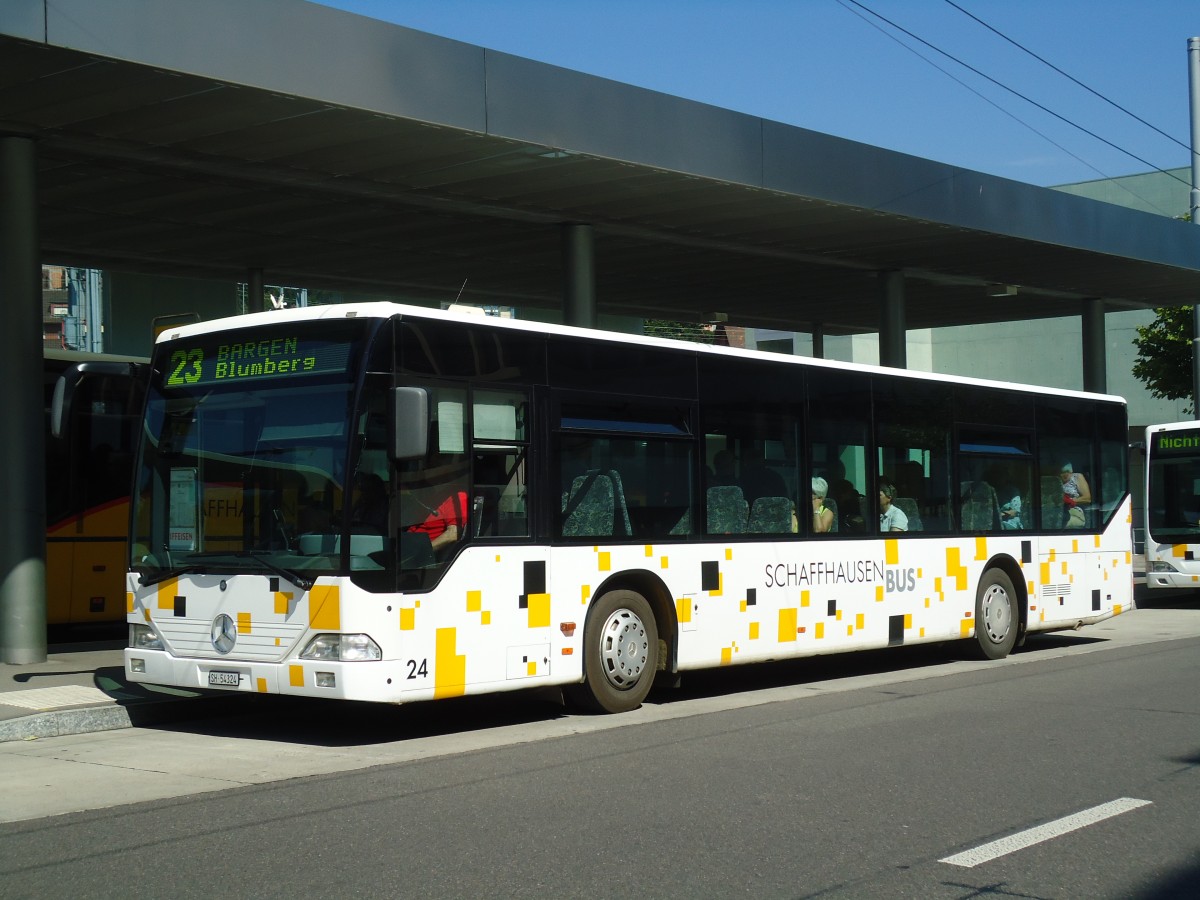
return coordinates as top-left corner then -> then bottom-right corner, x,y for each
1143,420 -> 1200,589
125,303 -> 1133,713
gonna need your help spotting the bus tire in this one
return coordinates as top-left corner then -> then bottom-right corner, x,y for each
974,568 -> 1018,660
569,589 -> 659,714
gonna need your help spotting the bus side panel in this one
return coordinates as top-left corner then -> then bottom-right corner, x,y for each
390,545 -> 564,703
1030,494 -> 1133,631
47,499 -> 130,624
666,536 -> 997,670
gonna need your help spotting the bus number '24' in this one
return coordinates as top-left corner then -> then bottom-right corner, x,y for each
167,349 -> 203,385
406,659 -> 428,680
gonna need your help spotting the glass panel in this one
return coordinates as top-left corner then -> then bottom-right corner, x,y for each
958,455 -> 1033,533
399,318 -> 546,383
1095,403 -> 1128,528
1036,397 -> 1096,530
808,369 -> 870,535
130,319 -> 370,583
549,336 -> 697,398
395,385 -> 470,588
874,377 -> 950,534
954,386 -> 1034,429
472,387 -> 530,540
699,357 -> 800,538
1146,425 -> 1200,541
557,434 -> 694,541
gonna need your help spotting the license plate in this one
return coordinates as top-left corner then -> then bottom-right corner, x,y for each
208,670 -> 241,687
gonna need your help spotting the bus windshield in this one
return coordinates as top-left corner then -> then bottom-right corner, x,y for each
1146,424 -> 1200,542
130,319 -> 376,585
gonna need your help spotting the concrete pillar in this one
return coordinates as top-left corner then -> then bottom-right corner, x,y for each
562,224 -> 596,328
811,322 -> 825,359
0,135 -> 47,663
1081,298 -> 1107,394
247,267 -> 264,313
879,270 -> 906,368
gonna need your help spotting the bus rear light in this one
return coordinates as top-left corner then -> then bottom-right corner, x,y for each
300,633 -> 381,661
560,622 -> 576,637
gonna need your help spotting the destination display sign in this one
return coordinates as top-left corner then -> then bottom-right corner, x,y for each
162,333 -> 354,387
1153,431 -> 1200,457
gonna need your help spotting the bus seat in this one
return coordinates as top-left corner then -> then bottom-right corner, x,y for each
472,487 -> 500,537
706,485 -> 748,534
1039,475 -> 1066,529
748,496 -> 793,534
822,496 -> 839,533
892,497 -> 922,532
960,481 -> 999,532
562,470 -> 615,537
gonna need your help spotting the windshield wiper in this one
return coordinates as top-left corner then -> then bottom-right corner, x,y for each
137,565 -> 209,587
136,551 -> 314,591
243,551 -> 315,592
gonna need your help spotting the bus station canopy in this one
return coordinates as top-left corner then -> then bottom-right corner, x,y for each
3,0 -> 1200,335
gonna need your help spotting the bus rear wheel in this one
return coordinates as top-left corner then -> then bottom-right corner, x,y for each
974,568 -> 1018,660
569,589 -> 659,713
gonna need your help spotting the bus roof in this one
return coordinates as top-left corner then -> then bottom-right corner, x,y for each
155,301 -> 1127,407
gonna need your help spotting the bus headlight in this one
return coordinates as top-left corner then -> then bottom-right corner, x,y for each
129,623 -> 163,650
1149,561 -> 1179,573
300,633 -> 381,661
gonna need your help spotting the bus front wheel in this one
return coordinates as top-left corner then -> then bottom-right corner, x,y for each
974,568 -> 1018,660
569,589 -> 659,713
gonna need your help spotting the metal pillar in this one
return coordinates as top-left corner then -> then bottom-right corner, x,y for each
561,224 -> 596,328
0,135 -> 47,664
1081,298 -> 1107,394
878,270 -> 906,368
1189,38 -> 1200,417
811,322 -> 825,359
247,267 -> 264,314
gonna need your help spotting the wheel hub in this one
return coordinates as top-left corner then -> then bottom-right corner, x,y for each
980,583 -> 1012,643
599,608 -> 649,689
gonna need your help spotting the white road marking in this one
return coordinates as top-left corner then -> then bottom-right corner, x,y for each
940,797 -> 1152,868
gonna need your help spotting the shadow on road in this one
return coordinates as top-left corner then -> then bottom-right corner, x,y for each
149,627 -> 1119,749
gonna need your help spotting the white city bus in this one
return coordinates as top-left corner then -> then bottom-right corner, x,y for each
125,303 -> 1133,712
1143,420 -> 1200,589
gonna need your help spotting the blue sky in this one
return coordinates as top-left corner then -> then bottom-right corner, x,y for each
316,0 -> 1197,188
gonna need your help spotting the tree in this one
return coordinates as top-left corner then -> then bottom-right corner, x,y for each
1132,305 -> 1194,410
643,319 -> 718,344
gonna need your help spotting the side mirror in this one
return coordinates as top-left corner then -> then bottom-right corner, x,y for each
391,387 -> 429,460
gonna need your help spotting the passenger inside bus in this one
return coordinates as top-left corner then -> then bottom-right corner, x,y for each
878,481 -> 908,532
999,485 -> 1023,529
811,476 -> 834,534
1060,462 -> 1091,528
404,485 -> 468,551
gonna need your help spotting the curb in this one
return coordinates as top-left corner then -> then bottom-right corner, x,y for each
0,695 -> 259,743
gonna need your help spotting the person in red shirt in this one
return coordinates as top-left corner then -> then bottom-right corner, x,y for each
407,489 -> 468,550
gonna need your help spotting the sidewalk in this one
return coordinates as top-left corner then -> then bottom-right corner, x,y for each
0,631 -> 246,743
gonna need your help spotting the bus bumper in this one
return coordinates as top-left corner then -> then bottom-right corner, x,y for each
124,648 -> 404,700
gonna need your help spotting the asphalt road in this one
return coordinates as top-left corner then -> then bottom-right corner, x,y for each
2,597 -> 1199,899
